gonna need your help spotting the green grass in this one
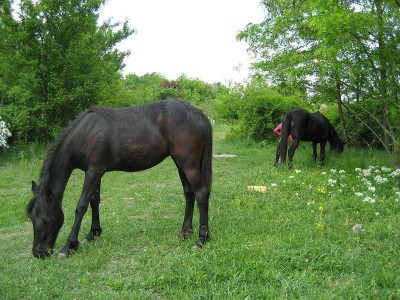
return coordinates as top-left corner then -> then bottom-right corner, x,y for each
1,124 -> 399,299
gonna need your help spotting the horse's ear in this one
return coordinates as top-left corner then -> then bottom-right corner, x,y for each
31,181 -> 39,194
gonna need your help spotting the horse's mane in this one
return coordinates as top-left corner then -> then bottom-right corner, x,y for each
38,110 -> 89,190
88,107 -> 117,123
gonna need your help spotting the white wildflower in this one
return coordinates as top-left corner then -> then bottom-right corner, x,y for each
321,172 -> 327,175
0,117 -> 12,149
271,183 -> 277,187
381,166 -> 392,172
362,169 -> 372,177
355,192 -> 363,197
328,179 -> 337,186
389,169 -> 400,177
374,175 -> 388,184
339,170 -> 346,174
330,169 -> 337,173
295,169 -> 301,173
363,197 -> 376,204
368,186 -> 376,192
361,178 -> 372,186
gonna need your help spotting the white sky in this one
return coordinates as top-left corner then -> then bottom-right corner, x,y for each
100,0 -> 265,83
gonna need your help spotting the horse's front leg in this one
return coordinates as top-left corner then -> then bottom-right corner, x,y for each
85,181 -> 103,242
59,170 -> 103,258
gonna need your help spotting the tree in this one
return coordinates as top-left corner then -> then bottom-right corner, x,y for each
238,0 -> 400,166
0,0 -> 133,141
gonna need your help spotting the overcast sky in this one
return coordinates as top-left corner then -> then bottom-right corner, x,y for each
99,0 -> 265,83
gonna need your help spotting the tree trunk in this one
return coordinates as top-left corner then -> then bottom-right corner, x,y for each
376,0 -> 393,154
336,80 -> 350,147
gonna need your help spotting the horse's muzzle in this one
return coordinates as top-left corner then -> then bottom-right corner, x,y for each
32,246 -> 54,258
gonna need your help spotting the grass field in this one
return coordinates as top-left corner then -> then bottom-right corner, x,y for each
0,124 -> 399,299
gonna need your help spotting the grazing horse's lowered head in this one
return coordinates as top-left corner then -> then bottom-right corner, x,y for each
27,181 -> 64,258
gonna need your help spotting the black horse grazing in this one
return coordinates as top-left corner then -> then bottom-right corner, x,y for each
27,99 -> 212,258
275,108 -> 345,168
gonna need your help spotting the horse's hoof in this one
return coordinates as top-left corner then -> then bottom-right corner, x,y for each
179,229 -> 194,240
194,237 -> 208,249
58,252 -> 68,259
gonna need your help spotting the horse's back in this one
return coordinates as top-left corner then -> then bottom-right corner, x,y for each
288,109 -> 328,142
67,100 -> 209,172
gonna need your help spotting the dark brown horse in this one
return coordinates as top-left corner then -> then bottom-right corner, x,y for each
275,108 -> 345,168
27,99 -> 212,258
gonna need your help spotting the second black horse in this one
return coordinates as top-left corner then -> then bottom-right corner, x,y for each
275,108 -> 346,168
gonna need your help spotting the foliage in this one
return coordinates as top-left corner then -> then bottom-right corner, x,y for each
237,0 -> 400,166
0,0 -> 133,142
216,81 -> 307,142
176,75 -> 215,104
1,124 -> 399,299
0,116 -> 11,148
100,73 -> 221,108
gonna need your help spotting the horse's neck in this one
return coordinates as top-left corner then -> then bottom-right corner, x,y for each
40,152 -> 73,200
327,124 -> 340,147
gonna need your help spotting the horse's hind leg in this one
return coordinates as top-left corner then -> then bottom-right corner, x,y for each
175,164 -> 195,239
179,166 -> 210,248
312,142 -> 318,163
189,169 -> 210,248
288,139 -> 300,169
85,181 -> 103,242
319,141 -> 327,165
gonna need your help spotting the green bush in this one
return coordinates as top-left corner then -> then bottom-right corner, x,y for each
218,84 -> 307,142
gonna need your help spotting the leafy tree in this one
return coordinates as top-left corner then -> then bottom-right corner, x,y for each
0,0 -> 133,141
238,0 -> 400,166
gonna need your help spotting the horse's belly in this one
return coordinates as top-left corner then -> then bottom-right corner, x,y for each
114,147 -> 169,172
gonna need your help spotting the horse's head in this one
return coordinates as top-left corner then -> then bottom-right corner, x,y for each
27,181 -> 64,258
332,142 -> 346,154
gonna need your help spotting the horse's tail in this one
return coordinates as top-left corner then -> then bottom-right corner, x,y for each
280,113 -> 292,164
201,114 -> 213,190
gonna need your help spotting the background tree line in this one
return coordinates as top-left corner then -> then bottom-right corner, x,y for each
1,0 -> 399,167
0,0 -> 132,142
